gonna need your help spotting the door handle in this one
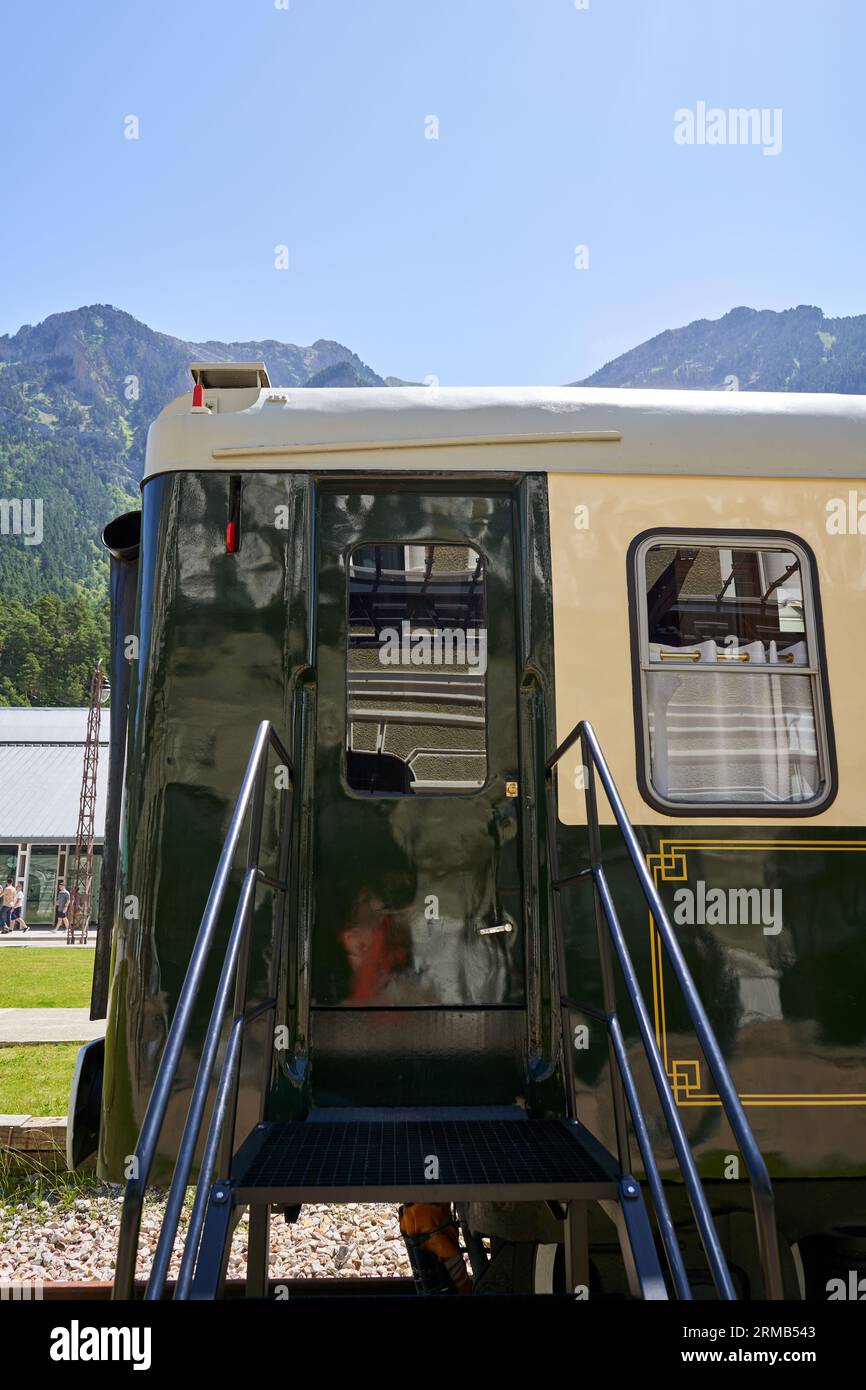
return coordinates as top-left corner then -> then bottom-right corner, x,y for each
476,923 -> 514,936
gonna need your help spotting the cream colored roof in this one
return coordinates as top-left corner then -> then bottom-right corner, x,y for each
144,384 -> 866,481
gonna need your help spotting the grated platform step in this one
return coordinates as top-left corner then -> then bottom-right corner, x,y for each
233,1117 -> 619,1203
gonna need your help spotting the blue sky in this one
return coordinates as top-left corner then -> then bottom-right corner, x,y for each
0,0 -> 862,384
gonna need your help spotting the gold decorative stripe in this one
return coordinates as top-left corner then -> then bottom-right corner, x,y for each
212,430 -> 622,460
677,1099 -> 866,1108
648,838 -> 866,1108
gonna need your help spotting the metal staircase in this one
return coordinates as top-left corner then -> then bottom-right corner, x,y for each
112,718 -> 782,1301
545,719 -> 783,1301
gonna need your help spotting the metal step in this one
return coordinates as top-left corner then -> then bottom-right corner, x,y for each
232,1114 -> 620,1204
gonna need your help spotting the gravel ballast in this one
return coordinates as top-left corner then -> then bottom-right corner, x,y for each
0,1191 -> 412,1284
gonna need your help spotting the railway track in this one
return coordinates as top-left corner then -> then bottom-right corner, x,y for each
36,1277 -> 417,1300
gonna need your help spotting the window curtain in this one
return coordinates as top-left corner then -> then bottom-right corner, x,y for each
647,640 -> 818,803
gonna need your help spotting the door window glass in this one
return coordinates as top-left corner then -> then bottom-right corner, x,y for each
27,846 -> 59,922
346,542 -> 487,794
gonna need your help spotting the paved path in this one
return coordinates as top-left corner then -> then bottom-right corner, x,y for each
0,926 -> 96,949
0,1008 -> 105,1044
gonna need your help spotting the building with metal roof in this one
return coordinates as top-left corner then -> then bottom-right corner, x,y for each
0,708 -> 109,927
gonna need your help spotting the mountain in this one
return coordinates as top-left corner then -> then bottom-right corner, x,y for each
4,300 -> 865,610
2,298 -> 865,707
0,304 -> 392,604
577,305 -> 866,393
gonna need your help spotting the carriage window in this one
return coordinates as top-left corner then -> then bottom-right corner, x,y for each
633,534 -> 833,811
345,543 -> 487,794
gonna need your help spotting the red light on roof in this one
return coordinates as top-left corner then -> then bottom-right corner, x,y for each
226,520 -> 239,554
192,382 -> 204,408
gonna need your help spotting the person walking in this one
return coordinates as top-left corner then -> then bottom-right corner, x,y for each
0,877 -> 14,934
54,879 -> 71,934
11,882 -> 28,933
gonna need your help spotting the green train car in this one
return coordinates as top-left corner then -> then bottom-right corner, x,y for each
75,363 -> 866,1300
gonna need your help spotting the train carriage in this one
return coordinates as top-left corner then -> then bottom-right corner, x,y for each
77,365 -> 866,1299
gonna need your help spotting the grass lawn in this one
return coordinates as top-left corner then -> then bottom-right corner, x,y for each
0,1043 -> 80,1115
0,949 -> 92,1008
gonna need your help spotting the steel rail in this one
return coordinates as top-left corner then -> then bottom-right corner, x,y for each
113,721 -> 293,1300
145,869 -> 259,1299
545,718 -> 784,1301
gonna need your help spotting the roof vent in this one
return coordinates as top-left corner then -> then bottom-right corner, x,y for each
189,361 -> 270,390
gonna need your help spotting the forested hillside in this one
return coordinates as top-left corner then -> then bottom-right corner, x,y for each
0,305 -> 392,704
3,300 -> 865,706
578,304 -> 866,392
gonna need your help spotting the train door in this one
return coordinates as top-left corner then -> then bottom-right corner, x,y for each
310,485 -> 526,1106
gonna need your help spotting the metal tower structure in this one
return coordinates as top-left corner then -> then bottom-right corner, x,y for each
68,662 -> 106,945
